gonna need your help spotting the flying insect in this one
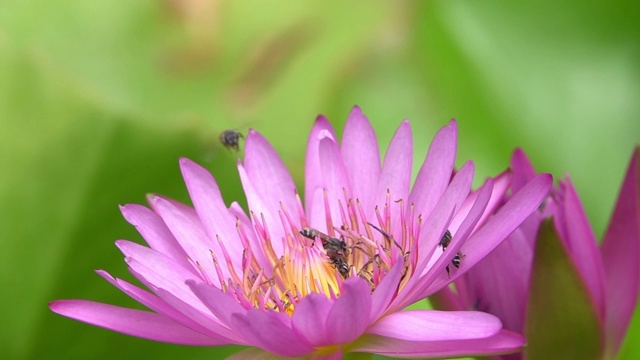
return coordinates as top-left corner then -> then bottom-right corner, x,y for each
219,130 -> 244,151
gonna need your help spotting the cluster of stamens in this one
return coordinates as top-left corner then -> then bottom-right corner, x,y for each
197,188 -> 460,316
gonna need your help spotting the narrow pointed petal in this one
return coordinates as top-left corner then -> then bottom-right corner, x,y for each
510,148 -> 537,193
237,162 -> 286,256
367,310 -> 501,341
326,278 -> 372,344
340,106 -> 381,216
116,241 -> 208,313
375,120 -> 413,239
351,330 -> 525,358
428,174 -> 552,292
305,115 -> 337,226
49,300 -> 224,345
318,134 -> 352,229
526,220 -> 603,360
292,293 -> 333,346
600,147 -> 640,358
417,161 -> 475,266
187,281 -> 248,329
153,287 -> 244,343
229,310 -> 314,357
459,228 -> 533,333
447,170 -> 511,235
96,270 -> 223,340
244,129 -> 298,213
243,129 -> 298,246
409,120 -> 457,221
556,178 -> 606,319
470,170 -> 513,231
179,158 -> 243,262
390,162 -> 475,310
152,196 -> 226,286
370,260 -> 404,321
405,177 -> 492,305
119,204 -> 188,265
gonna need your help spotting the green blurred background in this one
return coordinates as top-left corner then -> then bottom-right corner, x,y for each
1,0 -> 638,359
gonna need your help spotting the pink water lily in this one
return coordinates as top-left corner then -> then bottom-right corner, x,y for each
50,107 -> 552,359
435,148 -> 640,360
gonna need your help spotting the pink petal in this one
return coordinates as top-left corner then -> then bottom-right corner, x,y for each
152,286 -> 244,344
407,177 -> 493,304
96,270 -> 223,340
409,120 -> 457,223
242,130 -> 298,248
305,115 -> 337,228
510,148 -> 537,193
446,170 -> 511,236
187,281 -> 248,329
116,241 -> 208,312
389,162 -> 475,311
49,300 -> 223,345
229,310 -> 314,357
370,259 -> 404,321
325,278 -> 372,344
459,228 -> 533,333
415,161 -> 475,277
318,132 -> 352,231
291,293 -> 333,346
375,120 -> 413,239
244,130 -> 297,213
237,162 -> 287,256
340,106 -> 381,216
427,174 -> 552,292
351,329 -> 525,358
119,204 -> 188,266
367,310 -> 501,341
151,196 -> 228,287
556,178 -> 606,319
470,170 -> 513,232
600,148 -> 640,357
179,158 -> 243,264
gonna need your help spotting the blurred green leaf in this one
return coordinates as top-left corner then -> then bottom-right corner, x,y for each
525,220 -> 603,360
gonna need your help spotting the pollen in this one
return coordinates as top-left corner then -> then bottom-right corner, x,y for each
208,189 -> 419,316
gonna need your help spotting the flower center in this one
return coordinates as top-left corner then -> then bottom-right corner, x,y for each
208,188 -> 419,316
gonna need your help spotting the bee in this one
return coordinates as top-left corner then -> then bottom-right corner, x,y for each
445,251 -> 463,278
331,257 -> 351,279
219,130 -> 244,151
300,228 -> 350,278
438,230 -> 452,251
439,230 -> 461,277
